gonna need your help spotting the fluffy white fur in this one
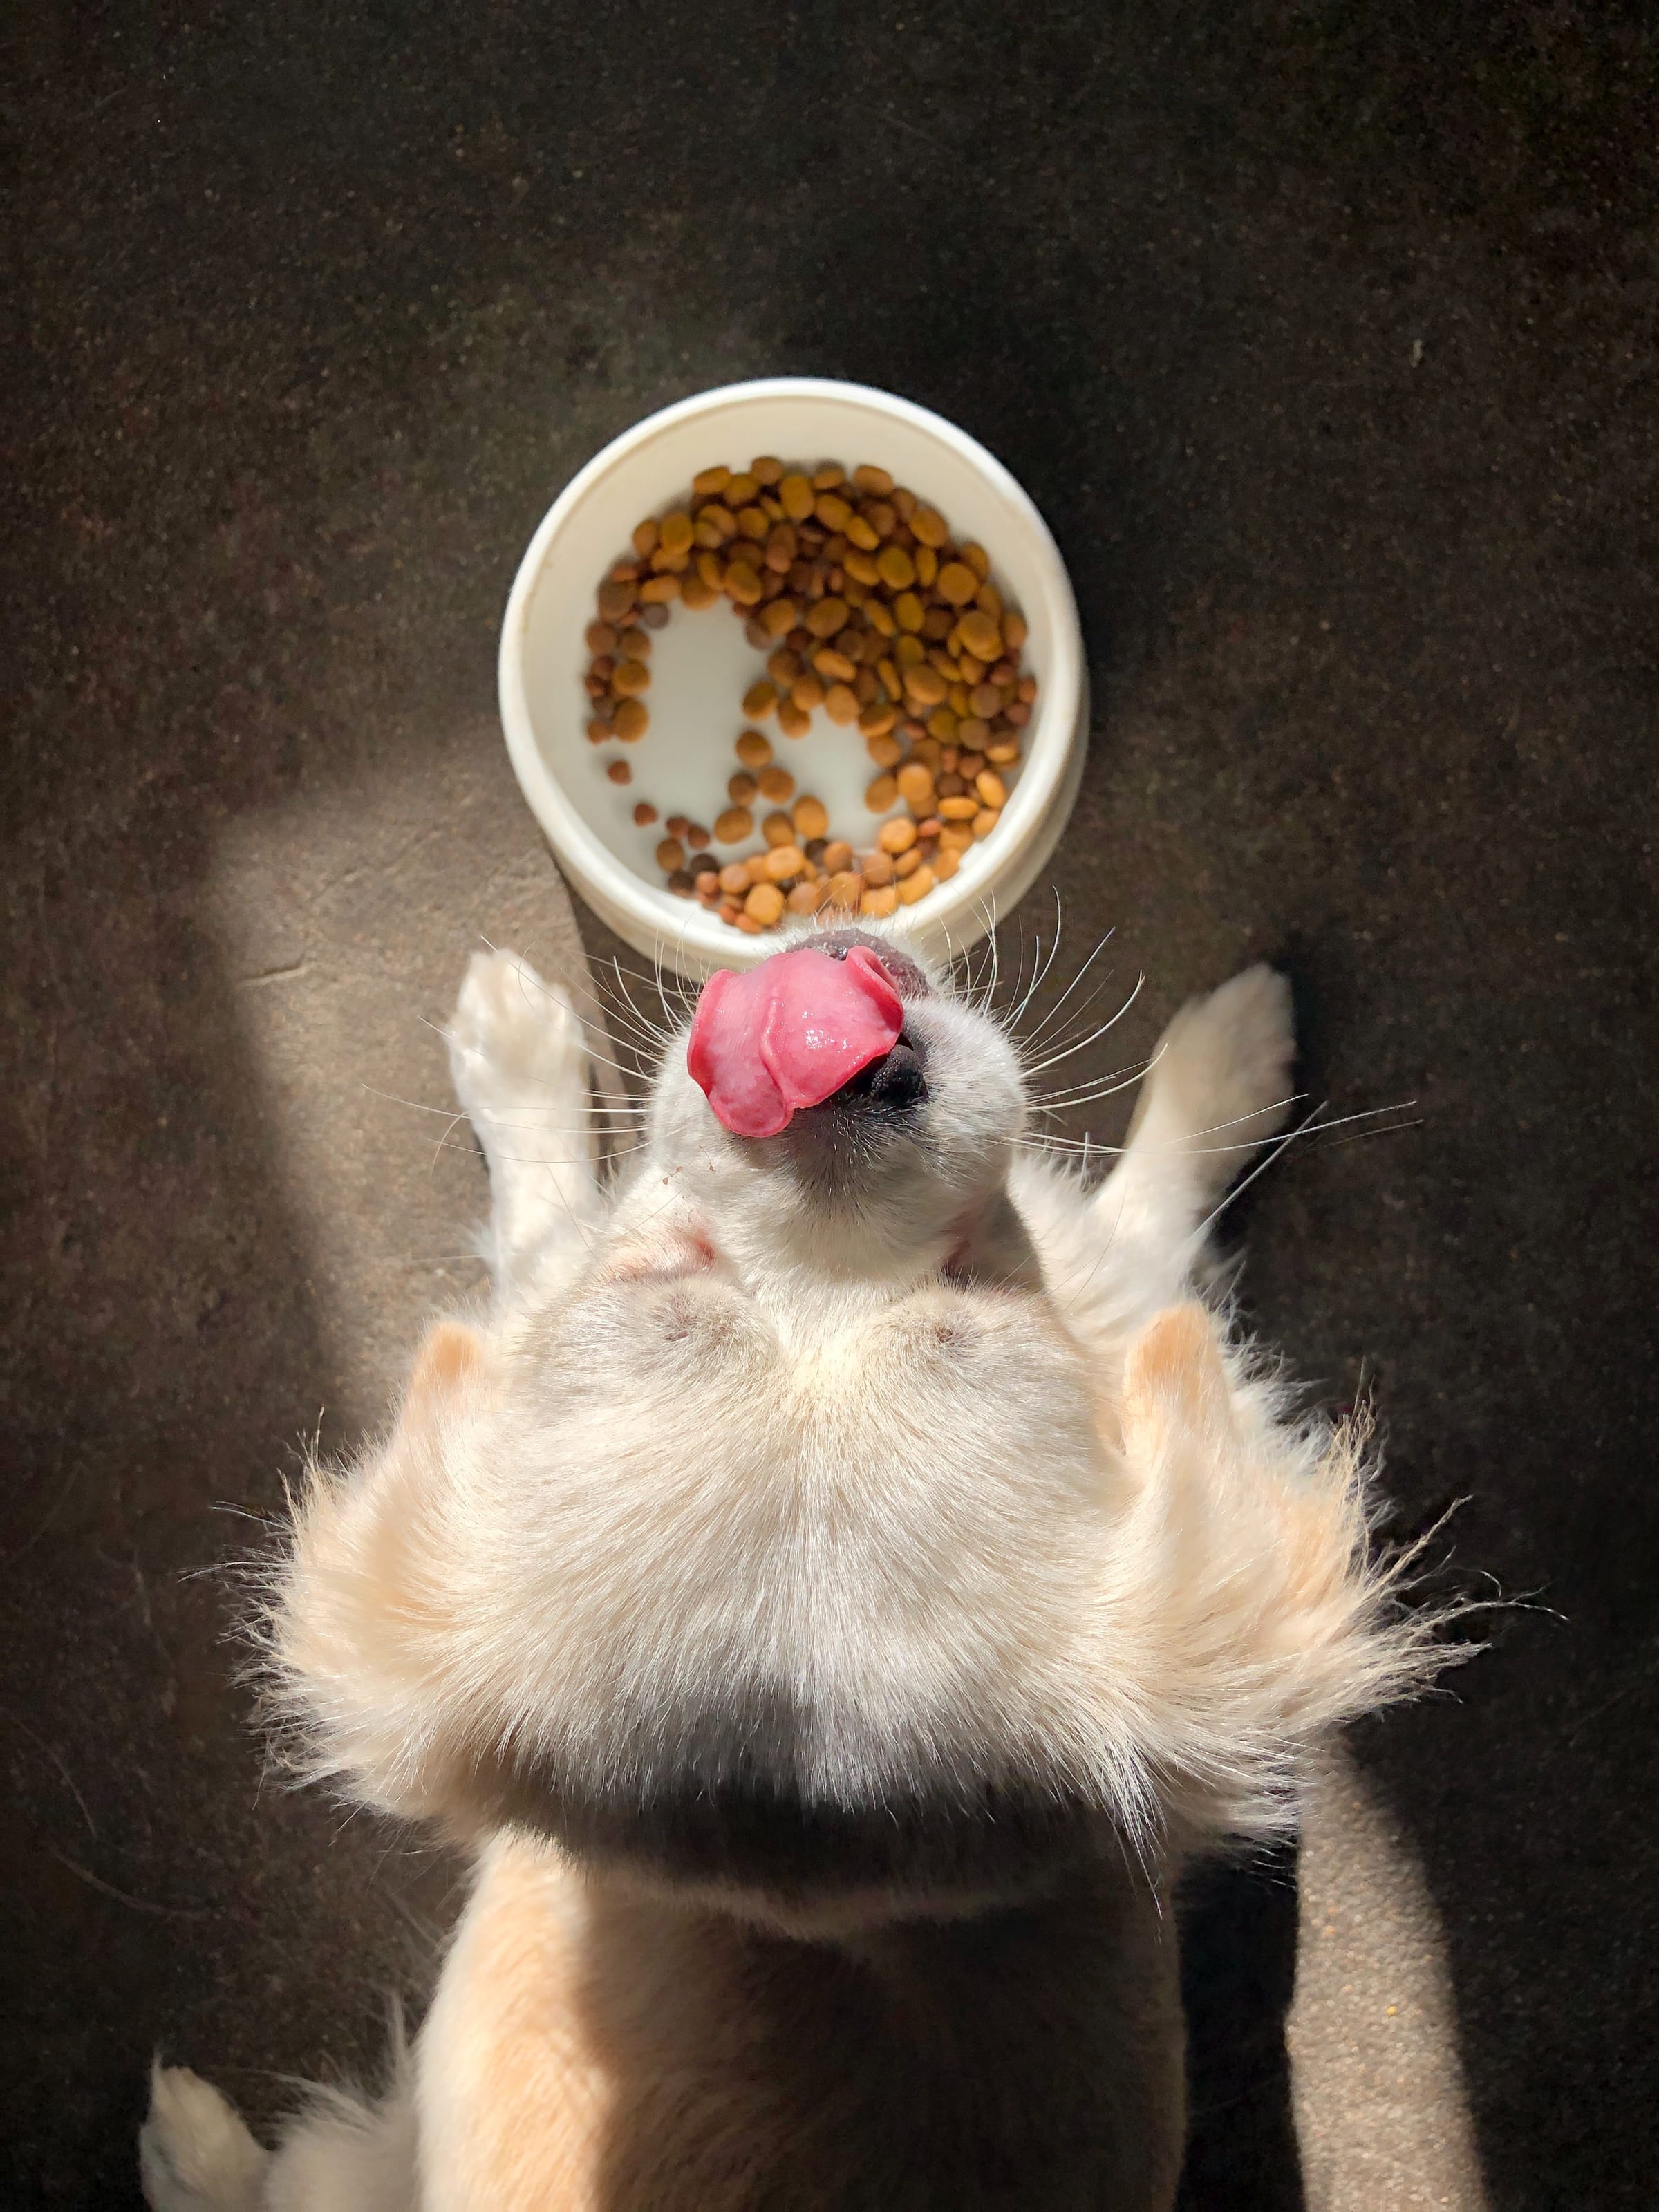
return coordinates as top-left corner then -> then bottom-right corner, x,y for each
144,928 -> 1439,2210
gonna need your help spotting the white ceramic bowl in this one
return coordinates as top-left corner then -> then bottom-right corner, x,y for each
498,377 -> 1087,977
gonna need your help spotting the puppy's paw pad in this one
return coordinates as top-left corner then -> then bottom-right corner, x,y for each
1150,964 -> 1296,1147
140,2064 -> 266,2209
447,950 -> 588,1114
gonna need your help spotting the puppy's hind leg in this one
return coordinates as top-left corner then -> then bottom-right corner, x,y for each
447,948 -> 608,1302
140,2065 -> 268,2212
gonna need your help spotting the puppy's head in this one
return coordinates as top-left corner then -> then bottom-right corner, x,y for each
266,930 -> 1438,1933
644,926 -> 1033,1292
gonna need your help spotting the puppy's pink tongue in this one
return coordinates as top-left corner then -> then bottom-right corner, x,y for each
687,946 -> 905,1138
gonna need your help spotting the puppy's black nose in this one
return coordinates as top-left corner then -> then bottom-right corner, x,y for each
832,1033 -> 929,1112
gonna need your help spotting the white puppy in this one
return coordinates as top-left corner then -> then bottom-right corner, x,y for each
142,925 -> 1436,2211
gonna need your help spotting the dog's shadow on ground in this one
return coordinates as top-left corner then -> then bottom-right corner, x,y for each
1177,1844 -> 1305,2211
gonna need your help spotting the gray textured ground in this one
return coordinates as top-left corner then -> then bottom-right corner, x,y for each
3,3 -> 1656,2204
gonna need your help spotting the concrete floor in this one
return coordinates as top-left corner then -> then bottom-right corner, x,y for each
3,2 -> 1656,2203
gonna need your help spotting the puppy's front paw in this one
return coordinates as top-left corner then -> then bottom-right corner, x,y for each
447,949 -> 590,1123
1135,964 -> 1296,1162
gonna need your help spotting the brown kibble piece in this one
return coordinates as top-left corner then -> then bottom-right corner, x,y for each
893,846 -> 922,879
598,579 -> 636,622
866,731 -> 903,768
742,679 -> 779,719
805,596 -> 850,639
666,815 -> 691,837
764,843 -> 806,881
853,464 -> 894,496
751,455 -> 785,486
791,673 -> 825,712
744,881 -> 786,926
715,807 -> 754,843
861,849 -> 896,888
861,885 -> 899,917
825,870 -> 864,910
939,795 -> 979,821
656,837 -> 686,872
903,663 -> 948,707
812,647 -> 858,682
973,807 -> 1000,838
614,699 -> 649,742
685,823 -> 711,851
910,506 -> 948,547
791,796 -> 829,841
897,762 -> 935,811
914,545 -> 939,588
728,771 -> 758,803
932,847 -> 961,881
777,700 -> 812,740
823,683 -> 859,724
877,544 -> 916,590
779,474 -> 815,521
724,563 -> 763,606
859,702 -> 899,739
787,879 -> 830,915
961,542 -> 990,581
758,765 -> 795,802
611,658 -> 650,696
986,739 -> 1022,765
760,598 -> 798,638
957,610 -> 1002,662
586,717 -> 612,744
692,466 -> 732,498
936,562 -> 977,606
1003,612 -> 1029,650
878,816 -> 917,855
814,493 -> 852,531
680,573 -> 718,610
893,591 -> 925,633
821,840 -> 854,874
762,810 -> 796,847
639,601 -> 670,630
639,572 -> 680,604
975,769 -> 1008,808
607,759 -> 632,785
666,869 -> 696,897
865,773 -> 899,812
735,729 -> 773,767
633,800 -> 658,826
897,864 -> 935,906
658,512 -> 694,556
718,862 -> 750,894
585,621 -> 619,655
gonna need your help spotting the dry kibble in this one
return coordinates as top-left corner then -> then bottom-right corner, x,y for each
897,762 -> 935,811
596,461 -> 1035,924
957,610 -> 1002,663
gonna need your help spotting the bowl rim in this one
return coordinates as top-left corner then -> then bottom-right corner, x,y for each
498,375 -> 1084,968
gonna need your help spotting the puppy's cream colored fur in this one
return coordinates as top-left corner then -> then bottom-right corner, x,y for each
142,935 -> 1436,2210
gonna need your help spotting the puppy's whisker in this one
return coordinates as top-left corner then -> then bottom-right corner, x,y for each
1021,977 -> 1147,1076
1015,930 -> 1121,1056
